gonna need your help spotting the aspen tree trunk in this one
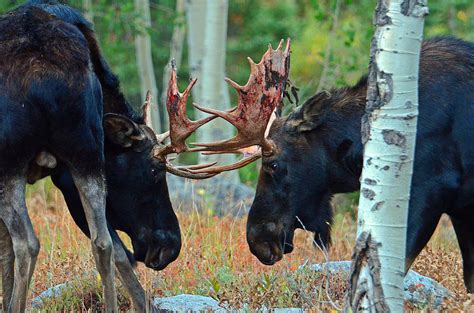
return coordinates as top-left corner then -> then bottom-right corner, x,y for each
187,0 -> 239,183
185,0 -> 206,102
161,0 -> 185,128
347,1 -> 428,312
134,0 -> 161,131
82,0 -> 93,23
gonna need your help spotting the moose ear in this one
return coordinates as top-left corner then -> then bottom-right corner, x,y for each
286,91 -> 332,133
103,113 -> 146,148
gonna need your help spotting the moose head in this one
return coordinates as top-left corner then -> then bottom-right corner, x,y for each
100,60 -> 218,270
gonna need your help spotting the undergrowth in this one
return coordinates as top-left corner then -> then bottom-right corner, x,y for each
0,179 -> 470,311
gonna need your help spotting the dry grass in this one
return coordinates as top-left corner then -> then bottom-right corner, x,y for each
0,180 -> 471,311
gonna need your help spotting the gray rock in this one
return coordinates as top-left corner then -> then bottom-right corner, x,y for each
31,283 -> 68,309
239,304 -> 303,313
152,294 -> 224,312
167,175 -> 255,216
303,261 -> 452,309
273,309 -> 304,313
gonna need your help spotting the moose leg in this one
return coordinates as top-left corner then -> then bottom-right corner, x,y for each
51,169 -> 145,310
110,229 -> 147,312
69,170 -> 117,312
451,214 -> 474,293
405,202 -> 443,271
0,174 -> 40,313
0,219 -> 14,310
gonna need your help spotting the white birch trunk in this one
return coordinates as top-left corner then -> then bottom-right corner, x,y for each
134,0 -> 161,131
348,1 -> 428,312
192,0 -> 239,183
161,0 -> 186,128
185,0 -> 206,103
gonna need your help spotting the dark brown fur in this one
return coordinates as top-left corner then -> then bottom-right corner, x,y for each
0,7 -> 89,98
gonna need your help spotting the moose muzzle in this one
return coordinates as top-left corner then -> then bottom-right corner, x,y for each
246,221 -> 294,265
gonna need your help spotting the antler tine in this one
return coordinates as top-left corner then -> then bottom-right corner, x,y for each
284,38 -> 291,54
185,151 -> 262,175
193,136 -> 250,152
224,77 -> 243,91
165,160 -> 217,179
142,91 -> 153,128
176,161 -> 217,170
247,57 -> 258,75
193,103 -> 238,127
155,131 -> 170,144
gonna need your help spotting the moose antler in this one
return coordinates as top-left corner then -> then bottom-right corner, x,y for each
142,91 -> 171,143
187,39 -> 291,175
152,60 -> 218,179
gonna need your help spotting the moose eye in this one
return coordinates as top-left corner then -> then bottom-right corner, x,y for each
267,161 -> 279,173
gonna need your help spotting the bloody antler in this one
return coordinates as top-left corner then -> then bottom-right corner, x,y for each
187,39 -> 291,175
193,39 -> 290,155
155,60 -> 216,157
152,60 -> 218,179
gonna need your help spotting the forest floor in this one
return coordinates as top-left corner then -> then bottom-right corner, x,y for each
1,181 -> 472,311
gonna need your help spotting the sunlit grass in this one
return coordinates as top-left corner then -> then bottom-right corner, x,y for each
0,181 -> 467,311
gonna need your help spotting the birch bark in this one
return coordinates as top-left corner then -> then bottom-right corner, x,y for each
185,0 -> 206,102
348,1 -> 428,312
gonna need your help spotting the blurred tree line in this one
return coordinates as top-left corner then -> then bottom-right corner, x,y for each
1,0 -> 472,185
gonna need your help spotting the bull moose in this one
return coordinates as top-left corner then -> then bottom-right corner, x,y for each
0,1 -> 216,311
191,37 -> 474,293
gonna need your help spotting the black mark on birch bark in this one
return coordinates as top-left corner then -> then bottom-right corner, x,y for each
401,0 -> 429,17
367,158 -> 373,166
364,178 -> 377,186
361,188 -> 376,200
361,113 -> 371,144
400,154 -> 408,161
378,71 -> 393,104
382,129 -> 406,147
347,231 -> 389,312
375,0 -> 392,26
366,37 -> 381,113
404,113 -> 417,120
371,201 -> 385,212
366,42 -> 393,113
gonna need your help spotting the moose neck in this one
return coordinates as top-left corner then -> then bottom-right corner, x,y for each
77,24 -> 141,122
31,2 -> 141,122
320,81 -> 368,194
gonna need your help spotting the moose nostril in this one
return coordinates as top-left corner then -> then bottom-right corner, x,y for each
153,231 -> 168,243
264,222 -> 277,233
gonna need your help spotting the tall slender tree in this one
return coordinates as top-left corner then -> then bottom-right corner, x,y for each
161,0 -> 186,129
185,0 -> 206,103
134,0 -> 161,130
347,0 -> 428,311
186,0 -> 239,183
